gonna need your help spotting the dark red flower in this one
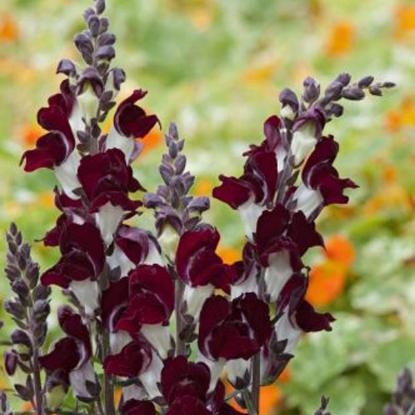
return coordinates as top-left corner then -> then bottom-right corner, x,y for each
41,222 -> 105,288
104,340 -> 152,378
120,399 -> 156,415
198,293 -> 271,361
77,148 -> 144,213
176,224 -> 231,292
116,264 -> 175,334
21,81 -> 76,172
114,89 -> 159,139
39,306 -> 91,385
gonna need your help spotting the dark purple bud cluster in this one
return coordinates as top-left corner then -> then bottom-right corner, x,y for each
3,224 -> 50,410
384,368 -> 415,415
144,123 -> 210,238
280,73 -> 395,123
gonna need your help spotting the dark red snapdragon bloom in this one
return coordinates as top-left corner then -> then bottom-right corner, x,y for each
105,89 -> 160,162
198,293 -> 272,388
39,306 -> 95,399
115,264 -> 175,358
213,120 -> 279,238
275,273 -> 335,355
176,224 -> 232,318
41,222 -> 105,313
161,356 -> 244,415
119,399 -> 156,415
293,136 -> 358,219
21,80 -> 76,173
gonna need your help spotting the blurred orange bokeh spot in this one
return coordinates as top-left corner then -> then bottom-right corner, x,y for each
385,96 -> 415,132
307,235 -> 355,307
326,20 -> 354,57
325,234 -> 355,267
141,127 -> 163,155
218,246 -> 241,264
0,12 -> 19,42
394,4 -> 415,40
194,177 -> 214,197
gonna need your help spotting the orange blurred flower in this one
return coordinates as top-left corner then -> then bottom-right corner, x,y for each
385,96 -> 415,132
325,234 -> 355,267
194,177 -> 214,197
307,260 -> 346,307
141,127 -> 163,155
20,124 -> 45,148
306,235 -> 355,307
394,4 -> 415,40
217,246 -> 241,264
326,20 -> 354,57
0,12 -> 19,42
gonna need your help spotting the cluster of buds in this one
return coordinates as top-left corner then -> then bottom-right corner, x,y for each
384,368 -> 415,415
3,224 -> 51,411
0,1 -> 394,415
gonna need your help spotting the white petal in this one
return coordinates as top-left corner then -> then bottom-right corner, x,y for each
238,198 -> 266,240
264,251 -> 293,302
54,151 -> 81,198
70,280 -> 100,315
69,362 -> 96,398
231,270 -> 258,299
275,312 -> 301,355
294,184 -> 323,218
139,353 -> 163,399
140,324 -> 172,359
106,126 -> 134,162
226,358 -> 250,386
183,284 -> 214,319
158,224 -> 179,261
122,384 -> 147,401
94,202 -> 124,246
77,86 -> 99,124
197,354 -> 225,392
110,331 -> 133,355
107,245 -> 136,277
68,100 -> 84,138
291,123 -> 317,165
143,240 -> 164,266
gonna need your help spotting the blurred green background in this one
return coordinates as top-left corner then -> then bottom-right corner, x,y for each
0,0 -> 415,414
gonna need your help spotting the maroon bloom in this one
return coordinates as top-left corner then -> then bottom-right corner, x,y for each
77,148 -> 144,213
176,224 -> 231,291
116,264 -> 175,334
198,293 -> 272,361
120,399 -> 156,415
278,273 -> 335,334
41,222 -> 105,288
213,143 -> 277,210
21,80 -> 76,172
301,135 -> 358,206
104,339 -> 152,378
113,89 -> 159,139
254,203 -> 323,267
39,306 -> 92,393
161,357 -> 245,415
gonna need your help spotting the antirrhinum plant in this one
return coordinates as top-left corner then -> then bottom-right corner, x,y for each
0,1 -> 394,414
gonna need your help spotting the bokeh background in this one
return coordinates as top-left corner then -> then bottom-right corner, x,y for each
1,0 -> 415,414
